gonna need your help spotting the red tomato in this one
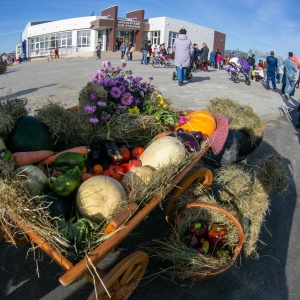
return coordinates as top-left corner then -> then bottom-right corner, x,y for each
131,147 -> 145,159
115,165 -> 127,175
111,172 -> 123,182
121,163 -> 129,172
81,173 -> 92,182
120,147 -> 131,162
108,164 -> 118,170
103,169 -> 114,177
127,159 -> 142,170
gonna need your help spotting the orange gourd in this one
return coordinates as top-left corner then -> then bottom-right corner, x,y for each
179,110 -> 216,137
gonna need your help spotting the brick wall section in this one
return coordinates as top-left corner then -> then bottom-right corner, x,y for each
101,6 -> 118,52
213,31 -> 226,55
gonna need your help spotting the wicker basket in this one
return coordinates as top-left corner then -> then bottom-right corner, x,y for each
175,202 -> 244,281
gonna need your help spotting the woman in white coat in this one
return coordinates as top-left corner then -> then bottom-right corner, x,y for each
172,29 -> 194,86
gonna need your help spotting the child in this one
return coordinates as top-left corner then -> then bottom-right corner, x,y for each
216,53 -> 223,70
159,44 -> 168,64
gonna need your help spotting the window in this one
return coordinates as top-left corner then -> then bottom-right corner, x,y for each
77,30 -> 91,48
168,31 -> 178,51
149,31 -> 160,47
28,31 -> 73,56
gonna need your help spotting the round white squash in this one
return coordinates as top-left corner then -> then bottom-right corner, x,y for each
140,136 -> 186,170
16,165 -> 49,196
121,166 -> 154,190
76,175 -> 126,222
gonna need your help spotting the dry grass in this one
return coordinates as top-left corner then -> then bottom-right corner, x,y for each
215,155 -> 289,257
207,97 -> 266,138
35,101 -> 167,147
0,98 -> 28,138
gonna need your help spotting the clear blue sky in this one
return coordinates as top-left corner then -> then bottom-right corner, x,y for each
1,0 -> 299,60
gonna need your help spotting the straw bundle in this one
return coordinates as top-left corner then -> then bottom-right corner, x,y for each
0,98 -> 28,138
215,155 -> 289,257
206,97 -> 266,138
35,102 -> 167,147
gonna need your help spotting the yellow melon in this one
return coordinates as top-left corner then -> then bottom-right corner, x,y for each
179,110 -> 216,137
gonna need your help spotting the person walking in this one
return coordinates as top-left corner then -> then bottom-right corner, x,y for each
247,54 -> 255,80
96,43 -> 101,60
54,47 -> 60,60
283,52 -> 299,100
209,50 -> 216,68
119,42 -> 126,61
265,51 -> 278,92
172,28 -> 193,86
140,38 -> 149,64
125,42 -> 131,61
200,43 -> 209,71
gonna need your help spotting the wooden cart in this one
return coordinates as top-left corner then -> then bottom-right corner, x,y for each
8,147 -> 212,300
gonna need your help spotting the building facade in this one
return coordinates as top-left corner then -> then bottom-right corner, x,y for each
19,5 -> 225,59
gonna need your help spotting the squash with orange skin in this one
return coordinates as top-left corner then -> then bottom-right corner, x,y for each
179,110 -> 216,137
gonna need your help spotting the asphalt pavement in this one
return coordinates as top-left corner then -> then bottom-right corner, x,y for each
0,54 -> 300,300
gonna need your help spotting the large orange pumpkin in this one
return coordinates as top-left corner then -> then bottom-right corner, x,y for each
179,110 -> 216,137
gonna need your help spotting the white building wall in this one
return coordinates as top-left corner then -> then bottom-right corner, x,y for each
148,17 -> 216,52
26,16 -> 97,38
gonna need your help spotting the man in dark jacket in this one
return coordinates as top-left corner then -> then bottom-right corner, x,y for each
265,51 -> 278,92
140,38 -> 149,65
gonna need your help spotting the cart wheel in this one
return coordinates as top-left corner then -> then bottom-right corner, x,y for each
166,168 -> 213,224
245,78 -> 251,86
172,71 -> 176,81
88,251 -> 149,300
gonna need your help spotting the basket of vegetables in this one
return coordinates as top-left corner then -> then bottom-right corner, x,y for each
152,198 -> 244,281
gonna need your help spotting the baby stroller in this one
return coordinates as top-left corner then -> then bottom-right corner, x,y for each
226,57 -> 251,85
172,59 -> 193,81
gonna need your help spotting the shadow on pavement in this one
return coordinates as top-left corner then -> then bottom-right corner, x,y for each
0,84 -> 58,102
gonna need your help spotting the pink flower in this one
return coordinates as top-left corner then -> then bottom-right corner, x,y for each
121,92 -> 133,106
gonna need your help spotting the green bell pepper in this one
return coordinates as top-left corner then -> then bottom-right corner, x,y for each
49,166 -> 82,197
0,149 -> 12,161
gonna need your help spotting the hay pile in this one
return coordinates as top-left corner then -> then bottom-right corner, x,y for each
35,101 -> 167,147
0,98 -> 28,138
206,97 -> 266,138
215,155 -> 289,257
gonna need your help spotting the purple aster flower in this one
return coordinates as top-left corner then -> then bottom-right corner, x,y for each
122,63 -> 126,68
133,76 -> 143,84
132,97 -> 141,106
90,116 -> 99,123
103,77 -> 113,87
121,92 -> 133,106
119,85 -> 126,93
110,87 -> 121,98
90,92 -> 98,101
97,101 -> 107,107
84,104 -> 97,114
149,76 -> 154,81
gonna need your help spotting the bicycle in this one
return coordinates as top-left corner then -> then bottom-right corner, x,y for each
151,56 -> 171,68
